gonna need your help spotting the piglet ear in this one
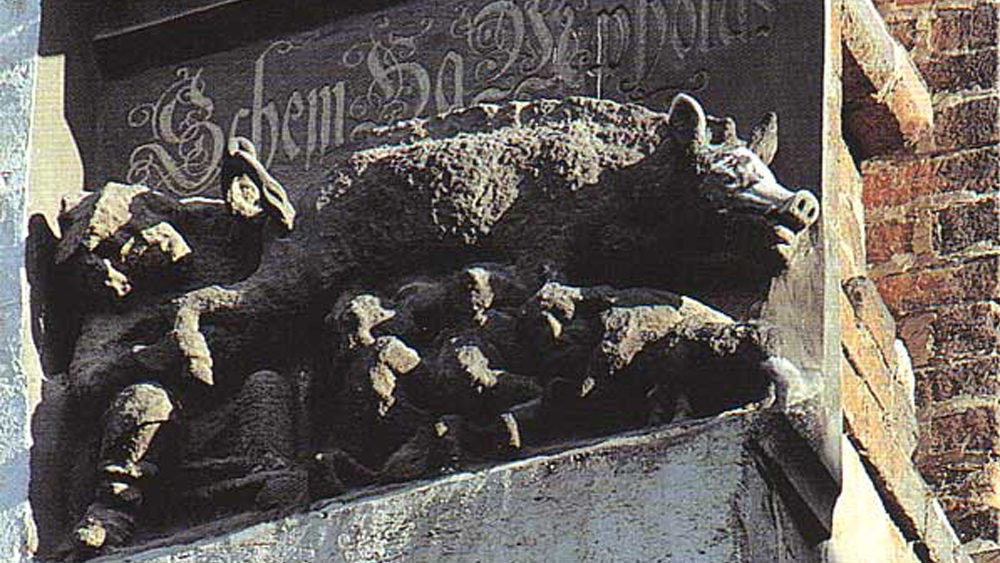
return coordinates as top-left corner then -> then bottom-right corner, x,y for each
748,112 -> 778,165
668,94 -> 709,146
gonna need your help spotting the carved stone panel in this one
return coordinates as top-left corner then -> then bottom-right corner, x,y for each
28,1 -> 834,560
96,0 -> 824,200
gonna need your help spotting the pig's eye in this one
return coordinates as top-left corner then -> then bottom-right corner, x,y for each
706,166 -> 749,191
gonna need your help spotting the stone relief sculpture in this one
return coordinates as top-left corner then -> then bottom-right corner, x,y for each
47,93 -> 818,560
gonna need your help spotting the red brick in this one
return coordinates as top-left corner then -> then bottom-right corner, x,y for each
867,218 -> 914,264
862,146 -> 1000,208
898,311 -> 936,368
933,302 -> 1000,360
921,458 -> 1000,542
876,256 -> 1000,313
935,198 -> 1000,255
932,5 -> 999,52
887,16 -> 921,52
940,501 -> 999,544
916,357 -> 1000,408
920,405 -> 1000,457
896,303 -> 1000,372
935,95 -> 1000,150
918,49 -> 998,94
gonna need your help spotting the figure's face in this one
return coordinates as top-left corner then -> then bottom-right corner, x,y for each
697,146 -> 819,263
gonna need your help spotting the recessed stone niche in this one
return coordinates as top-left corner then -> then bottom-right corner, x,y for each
18,1 -> 839,561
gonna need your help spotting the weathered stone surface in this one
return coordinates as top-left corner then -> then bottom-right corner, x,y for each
894,339 -> 916,410
843,276 -> 899,367
52,181 -> 265,308
95,0 -> 826,200
65,95 -> 818,402
47,93 -> 823,560
840,288 -> 918,456
86,412 -> 818,563
842,355 -> 970,563
829,437 -> 921,563
1,0 -> 41,561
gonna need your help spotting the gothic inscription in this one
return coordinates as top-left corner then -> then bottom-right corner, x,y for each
114,0 -> 787,197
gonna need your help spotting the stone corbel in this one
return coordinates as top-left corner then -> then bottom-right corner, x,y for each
842,0 -> 934,158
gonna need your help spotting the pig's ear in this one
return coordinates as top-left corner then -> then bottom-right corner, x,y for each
748,112 -> 778,165
668,94 -> 709,146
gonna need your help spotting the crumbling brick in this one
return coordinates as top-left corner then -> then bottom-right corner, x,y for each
920,405 -> 1000,458
862,147 -> 1000,209
935,95 -> 1000,150
916,357 -> 1000,407
932,5 -> 999,52
919,49 -> 998,94
876,257 -> 1000,313
867,217 -> 914,265
936,199 -> 999,255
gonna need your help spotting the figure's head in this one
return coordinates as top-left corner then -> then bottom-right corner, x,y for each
661,94 -> 819,276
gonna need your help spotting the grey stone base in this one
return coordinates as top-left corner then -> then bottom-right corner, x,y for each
92,410 -> 823,563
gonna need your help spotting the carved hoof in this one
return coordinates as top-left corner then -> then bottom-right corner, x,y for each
761,356 -> 820,410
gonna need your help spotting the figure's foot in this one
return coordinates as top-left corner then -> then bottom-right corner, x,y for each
54,504 -> 135,562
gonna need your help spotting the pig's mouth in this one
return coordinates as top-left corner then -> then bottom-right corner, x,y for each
715,186 -> 818,265
769,224 -> 801,263
710,207 -> 810,272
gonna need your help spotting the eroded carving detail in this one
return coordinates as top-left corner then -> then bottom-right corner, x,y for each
52,94 -> 817,560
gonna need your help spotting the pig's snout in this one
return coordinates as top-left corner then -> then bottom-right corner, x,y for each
774,190 -> 819,233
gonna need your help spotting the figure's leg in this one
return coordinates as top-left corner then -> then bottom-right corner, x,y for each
232,370 -> 308,508
182,370 -> 308,510
59,382 -> 177,559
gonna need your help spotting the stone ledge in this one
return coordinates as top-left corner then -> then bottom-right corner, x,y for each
843,354 -> 971,563
84,411 -> 833,563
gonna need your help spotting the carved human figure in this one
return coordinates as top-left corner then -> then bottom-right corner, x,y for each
56,370 -> 306,560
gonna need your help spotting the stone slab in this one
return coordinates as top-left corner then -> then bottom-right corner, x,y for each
0,1 -> 41,562
88,412 -> 816,563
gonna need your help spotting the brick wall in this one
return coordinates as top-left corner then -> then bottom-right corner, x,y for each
866,0 -> 1000,544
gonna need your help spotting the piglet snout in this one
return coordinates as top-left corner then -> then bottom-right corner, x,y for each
775,190 -> 819,233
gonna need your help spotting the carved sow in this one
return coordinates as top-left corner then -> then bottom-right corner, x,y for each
55,93 -> 819,557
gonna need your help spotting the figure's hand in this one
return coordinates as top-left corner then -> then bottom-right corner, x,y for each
222,137 -> 296,231
172,306 -> 214,385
